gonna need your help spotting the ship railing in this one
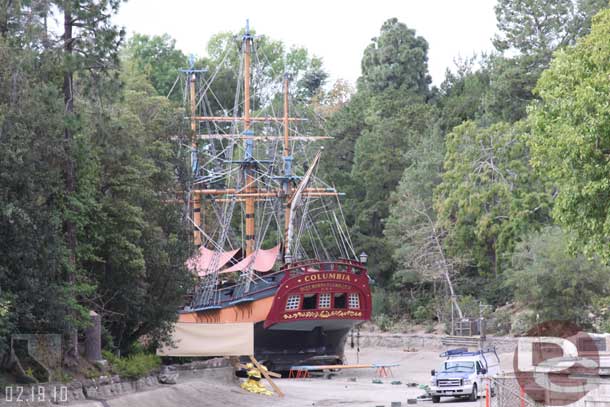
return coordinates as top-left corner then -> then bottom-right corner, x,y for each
282,259 -> 367,279
191,269 -> 285,309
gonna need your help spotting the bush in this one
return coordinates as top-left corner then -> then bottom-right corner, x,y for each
413,305 -> 433,322
102,351 -> 160,379
373,313 -> 394,331
372,288 -> 390,317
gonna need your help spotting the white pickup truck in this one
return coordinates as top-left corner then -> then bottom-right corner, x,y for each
429,348 -> 500,403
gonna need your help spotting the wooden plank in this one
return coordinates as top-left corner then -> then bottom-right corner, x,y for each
236,363 -> 281,378
249,356 -> 284,398
291,363 -> 372,371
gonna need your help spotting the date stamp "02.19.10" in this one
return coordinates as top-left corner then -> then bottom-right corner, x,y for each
4,385 -> 69,403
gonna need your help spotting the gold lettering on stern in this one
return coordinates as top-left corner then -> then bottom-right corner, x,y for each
301,273 -> 352,284
282,310 -> 363,320
298,283 -> 352,292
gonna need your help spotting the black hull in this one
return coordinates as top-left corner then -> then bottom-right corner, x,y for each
250,321 -> 351,371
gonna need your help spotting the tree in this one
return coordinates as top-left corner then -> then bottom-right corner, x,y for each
385,132 -> 464,320
489,0 -> 608,122
385,130 -> 444,284
123,33 -> 188,97
0,16 -> 75,351
436,57 -> 493,132
358,18 -> 431,96
529,7 -> 610,261
505,226 -> 610,328
435,121 -> 552,285
341,19 -> 435,283
55,0 -> 124,363
199,31 -> 327,115
351,100 -> 437,282
494,0 -> 608,62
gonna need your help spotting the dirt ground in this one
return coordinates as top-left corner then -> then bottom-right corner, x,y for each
80,347 -> 516,407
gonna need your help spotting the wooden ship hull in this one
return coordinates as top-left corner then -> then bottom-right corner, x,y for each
179,260 -> 371,369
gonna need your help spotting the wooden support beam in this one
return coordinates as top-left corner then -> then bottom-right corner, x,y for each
191,116 -> 306,123
236,363 -> 281,378
249,356 -> 284,398
194,134 -> 331,141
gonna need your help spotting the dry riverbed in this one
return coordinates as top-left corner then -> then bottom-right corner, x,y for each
70,347 -> 516,407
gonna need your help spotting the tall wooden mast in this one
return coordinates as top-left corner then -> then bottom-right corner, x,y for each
282,73 -> 291,256
187,21 -> 340,259
243,22 -> 256,257
190,72 -> 202,246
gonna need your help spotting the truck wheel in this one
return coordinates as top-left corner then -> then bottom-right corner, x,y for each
432,396 -> 441,403
469,384 -> 478,401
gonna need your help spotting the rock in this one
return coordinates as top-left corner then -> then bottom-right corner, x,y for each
160,365 -> 177,374
158,373 -> 178,384
82,378 -> 96,388
15,374 -> 37,384
94,359 -> 109,371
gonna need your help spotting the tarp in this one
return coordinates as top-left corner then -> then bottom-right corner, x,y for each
185,247 -> 240,277
222,245 -> 280,274
156,322 -> 254,357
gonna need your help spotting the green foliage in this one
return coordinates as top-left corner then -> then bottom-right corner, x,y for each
505,226 -> 610,328
80,75 -> 193,352
437,57 -> 493,131
494,0 -> 608,60
0,2 -> 191,356
318,18 -> 436,285
0,28 -> 82,337
488,0 -> 608,122
359,18 -> 431,95
529,8 -> 610,261
123,34 -> 188,97
102,351 -> 160,379
373,312 -> 394,332
385,129 -> 444,286
435,121 -> 552,280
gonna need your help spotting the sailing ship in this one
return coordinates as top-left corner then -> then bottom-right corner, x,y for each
174,22 -> 371,371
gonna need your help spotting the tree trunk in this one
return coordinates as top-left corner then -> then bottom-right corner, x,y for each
84,311 -> 102,362
62,2 -> 78,366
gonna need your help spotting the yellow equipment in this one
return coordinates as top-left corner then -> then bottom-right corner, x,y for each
241,363 -> 273,396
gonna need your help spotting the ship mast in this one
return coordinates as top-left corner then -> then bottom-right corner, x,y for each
243,21 -> 255,257
187,21 -> 340,264
282,73 -> 292,257
186,57 -> 206,247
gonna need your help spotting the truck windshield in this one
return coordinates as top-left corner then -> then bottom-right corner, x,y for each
442,361 -> 475,373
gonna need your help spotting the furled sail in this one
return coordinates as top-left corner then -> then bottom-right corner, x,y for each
186,247 -> 240,277
222,245 -> 280,274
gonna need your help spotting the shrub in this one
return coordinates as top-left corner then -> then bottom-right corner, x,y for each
374,313 -> 394,331
102,351 -> 160,379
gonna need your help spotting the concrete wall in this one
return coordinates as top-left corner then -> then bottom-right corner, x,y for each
357,332 -> 518,353
0,357 -> 235,406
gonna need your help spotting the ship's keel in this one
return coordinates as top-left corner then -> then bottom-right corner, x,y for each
251,322 -> 352,372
